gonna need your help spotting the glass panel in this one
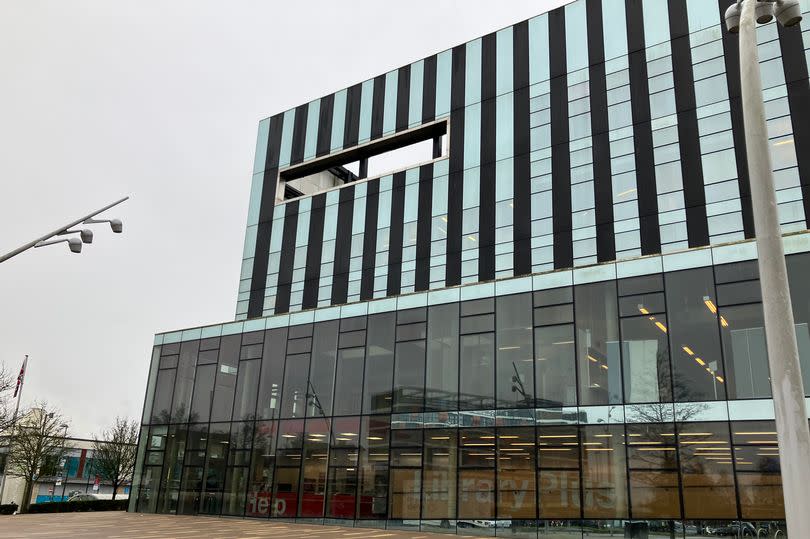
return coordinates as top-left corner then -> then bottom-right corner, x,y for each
232,359 -> 259,421
307,321 -> 339,418
535,325 -> 577,407
677,422 -> 737,518
421,428 -> 457,521
281,352 -> 310,419
394,340 -> 426,413
580,425 -> 628,518
666,268 -> 727,401
426,303 -> 459,411
788,253 -> 810,395
537,425 -> 581,519
364,313 -> 395,414
189,364 -> 216,424
273,419 -> 304,517
171,341 -> 199,423
210,335 -> 240,423
497,427 -> 536,520
621,315 -> 672,403
460,333 -> 495,410
731,420 -> 784,519
333,348 -> 365,416
257,328 -> 287,420
151,369 -> 176,424
300,417 -> 330,517
721,303 -> 771,400
576,281 -> 622,406
246,420 -> 277,517
496,293 -> 534,408
626,423 -> 681,519
357,416 -> 390,519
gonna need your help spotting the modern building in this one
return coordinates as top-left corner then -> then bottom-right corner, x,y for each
130,0 -> 810,536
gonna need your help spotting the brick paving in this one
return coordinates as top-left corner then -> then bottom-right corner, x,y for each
0,512 -> 476,539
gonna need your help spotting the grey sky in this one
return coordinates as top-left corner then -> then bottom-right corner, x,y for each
0,1 -> 569,437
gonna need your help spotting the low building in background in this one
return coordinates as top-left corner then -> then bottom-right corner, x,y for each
0,436 -> 132,506
131,0 -> 810,537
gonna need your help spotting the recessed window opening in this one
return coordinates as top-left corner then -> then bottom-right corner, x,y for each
277,120 -> 448,203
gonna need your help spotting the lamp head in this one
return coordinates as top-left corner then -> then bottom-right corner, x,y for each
110,219 -> 123,233
726,2 -> 742,33
67,237 -> 82,253
80,229 -> 93,244
756,0 -> 775,23
776,0 -> 803,26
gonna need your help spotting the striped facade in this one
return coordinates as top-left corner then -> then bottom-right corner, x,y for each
238,0 -> 810,320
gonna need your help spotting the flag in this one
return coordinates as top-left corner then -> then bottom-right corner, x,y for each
13,355 -> 27,398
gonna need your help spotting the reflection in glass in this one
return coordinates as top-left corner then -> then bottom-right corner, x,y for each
426,303 -> 459,411
732,420 -> 784,519
421,429 -> 457,522
364,313 -> 395,414
575,282 -> 622,406
246,421 -> 277,517
358,416 -> 390,519
534,325 -> 577,407
460,334 -> 495,410
677,422 -> 737,518
496,294 -> 535,408
626,423 -> 681,519
580,425 -> 628,518
621,315 -> 672,403
666,268 -> 727,402
720,304 -> 771,400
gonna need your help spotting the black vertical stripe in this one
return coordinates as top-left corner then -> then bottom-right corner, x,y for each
396,65 -> 411,132
360,180 -> 380,300
717,0 -> 755,238
668,0 -> 708,247
387,172 -> 406,295
289,104 -> 308,166
274,201 -> 299,314
331,185 -> 355,305
302,194 -> 326,309
316,94 -> 334,157
446,45 -> 466,286
371,75 -> 386,140
550,7 -> 573,269
415,163 -> 434,291
626,0 -> 661,254
587,0 -> 615,262
248,112 -> 284,318
422,55 -> 438,123
513,20 -> 532,275
343,83 -> 362,148
777,23 -> 810,228
479,32 -> 497,281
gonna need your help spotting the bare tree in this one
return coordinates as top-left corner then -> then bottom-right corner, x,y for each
92,417 -> 138,501
0,363 -> 14,434
6,403 -> 69,513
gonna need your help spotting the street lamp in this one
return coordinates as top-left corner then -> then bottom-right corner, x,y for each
723,1 -> 810,536
0,197 -> 128,263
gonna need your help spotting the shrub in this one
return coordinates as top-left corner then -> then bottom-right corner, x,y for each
27,499 -> 127,514
0,503 -> 18,515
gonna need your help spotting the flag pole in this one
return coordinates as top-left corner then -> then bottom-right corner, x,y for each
0,355 -> 28,505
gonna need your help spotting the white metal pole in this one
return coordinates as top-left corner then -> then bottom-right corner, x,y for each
738,0 -> 810,534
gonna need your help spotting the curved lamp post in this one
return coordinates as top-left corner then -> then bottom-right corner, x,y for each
724,1 -> 809,535
0,197 -> 128,263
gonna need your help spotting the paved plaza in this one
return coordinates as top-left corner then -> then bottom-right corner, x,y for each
0,512 -> 474,539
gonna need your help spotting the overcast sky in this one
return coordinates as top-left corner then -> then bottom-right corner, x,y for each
0,1 -> 569,438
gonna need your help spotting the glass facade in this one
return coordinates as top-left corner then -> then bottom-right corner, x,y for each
142,0 -> 810,536
134,251 -> 810,535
